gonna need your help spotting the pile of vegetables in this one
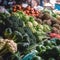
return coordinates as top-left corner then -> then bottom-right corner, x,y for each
0,12 -> 37,51
27,38 -> 60,60
34,9 -> 60,36
13,11 -> 51,42
0,12 -> 37,60
0,38 -> 17,55
12,5 -> 40,17
0,38 -> 20,60
0,8 -> 60,60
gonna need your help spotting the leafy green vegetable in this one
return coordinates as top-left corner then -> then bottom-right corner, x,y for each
9,51 -> 21,60
12,31 -> 23,42
34,38 -> 60,60
0,13 -> 9,36
32,56 -> 42,60
48,57 -> 55,60
24,27 -> 36,44
4,28 -> 12,39
17,27 -> 25,35
7,15 -> 23,30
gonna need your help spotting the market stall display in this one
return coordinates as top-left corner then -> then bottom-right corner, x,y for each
12,5 -> 40,17
0,2 -> 60,60
23,38 -> 60,60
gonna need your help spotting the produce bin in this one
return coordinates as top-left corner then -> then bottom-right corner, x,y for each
55,4 -> 60,10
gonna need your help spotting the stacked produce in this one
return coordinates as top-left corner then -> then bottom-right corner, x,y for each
0,12 -> 35,60
0,8 -> 60,60
0,38 -> 19,60
32,38 -> 60,60
12,5 -> 40,17
0,39 -> 17,55
34,9 -> 60,38
13,11 -> 51,42
0,12 -> 37,52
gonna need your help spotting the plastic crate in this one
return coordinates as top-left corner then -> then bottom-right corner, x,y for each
55,4 -> 60,10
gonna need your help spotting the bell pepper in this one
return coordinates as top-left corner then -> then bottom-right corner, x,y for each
50,33 -> 60,39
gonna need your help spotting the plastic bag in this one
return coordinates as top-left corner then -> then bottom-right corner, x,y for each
0,6 -> 10,14
22,50 -> 38,60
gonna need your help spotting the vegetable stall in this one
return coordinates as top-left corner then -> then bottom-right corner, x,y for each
0,4 -> 60,60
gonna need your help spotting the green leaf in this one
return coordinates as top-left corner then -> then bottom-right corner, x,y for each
10,51 -> 21,60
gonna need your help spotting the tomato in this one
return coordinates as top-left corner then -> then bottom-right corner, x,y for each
24,11 -> 26,14
30,8 -> 34,11
19,6 -> 22,10
27,6 -> 31,11
35,11 -> 39,14
31,14 -> 35,17
31,10 -> 35,14
36,14 -> 39,17
26,10 -> 30,14
13,9 -> 16,12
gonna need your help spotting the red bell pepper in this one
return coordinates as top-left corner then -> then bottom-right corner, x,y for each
50,33 -> 60,39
